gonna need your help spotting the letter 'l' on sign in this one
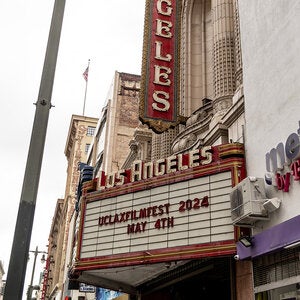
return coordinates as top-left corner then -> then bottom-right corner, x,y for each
139,0 -> 186,134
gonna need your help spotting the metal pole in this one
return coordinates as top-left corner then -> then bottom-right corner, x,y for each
82,59 -> 90,116
4,0 -> 66,299
26,246 -> 47,300
27,246 -> 38,300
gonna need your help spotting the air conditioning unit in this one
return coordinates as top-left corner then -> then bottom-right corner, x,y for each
230,177 -> 269,227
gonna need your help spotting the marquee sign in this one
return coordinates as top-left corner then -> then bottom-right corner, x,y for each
139,0 -> 184,133
72,144 -> 245,271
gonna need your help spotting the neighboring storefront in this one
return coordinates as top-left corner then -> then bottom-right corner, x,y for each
234,122 -> 300,299
236,1 -> 300,299
68,143 -> 246,299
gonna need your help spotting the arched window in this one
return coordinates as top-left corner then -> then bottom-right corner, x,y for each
182,0 -> 213,116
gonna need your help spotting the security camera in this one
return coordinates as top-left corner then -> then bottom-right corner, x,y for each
234,254 -> 240,261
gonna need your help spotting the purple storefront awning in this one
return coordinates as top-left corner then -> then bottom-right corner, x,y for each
237,215 -> 300,260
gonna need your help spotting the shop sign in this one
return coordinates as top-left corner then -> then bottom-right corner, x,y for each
265,121 -> 300,192
139,0 -> 184,133
79,283 -> 95,293
40,257 -> 50,300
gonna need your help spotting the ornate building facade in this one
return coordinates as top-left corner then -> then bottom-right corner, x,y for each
68,1 -> 251,299
43,1 -> 300,299
86,71 -> 147,174
42,115 -> 98,299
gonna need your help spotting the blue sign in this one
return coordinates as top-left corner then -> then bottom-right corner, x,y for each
96,287 -> 122,300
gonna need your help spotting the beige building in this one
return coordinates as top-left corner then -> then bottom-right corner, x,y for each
42,115 -> 98,299
87,71 -> 148,174
43,199 -> 64,299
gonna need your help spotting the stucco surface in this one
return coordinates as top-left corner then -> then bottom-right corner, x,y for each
239,0 -> 300,225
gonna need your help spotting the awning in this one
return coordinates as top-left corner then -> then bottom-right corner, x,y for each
237,215 -> 300,259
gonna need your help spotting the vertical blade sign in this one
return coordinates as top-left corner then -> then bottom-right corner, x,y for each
140,0 -> 183,134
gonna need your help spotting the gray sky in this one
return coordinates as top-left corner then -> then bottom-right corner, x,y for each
0,0 -> 145,295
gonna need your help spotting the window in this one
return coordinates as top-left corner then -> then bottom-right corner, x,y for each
253,246 -> 300,287
86,126 -> 95,136
85,143 -> 90,154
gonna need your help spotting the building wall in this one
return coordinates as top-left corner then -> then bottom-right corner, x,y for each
235,261 -> 254,300
88,72 -> 141,175
44,115 -> 98,299
59,74 -> 143,298
45,199 -> 64,299
61,116 -> 98,294
239,0 -> 300,227
106,72 -> 140,174
238,1 -> 300,298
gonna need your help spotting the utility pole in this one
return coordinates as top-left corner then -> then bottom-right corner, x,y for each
4,0 -> 66,299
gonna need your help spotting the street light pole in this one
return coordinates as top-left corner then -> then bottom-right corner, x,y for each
27,246 -> 47,300
3,0 -> 66,299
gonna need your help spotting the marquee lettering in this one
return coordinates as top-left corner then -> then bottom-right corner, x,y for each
96,146 -> 213,190
98,203 -> 171,227
98,196 -> 209,235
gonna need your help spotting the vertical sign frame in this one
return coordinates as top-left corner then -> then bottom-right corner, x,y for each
140,0 -> 184,133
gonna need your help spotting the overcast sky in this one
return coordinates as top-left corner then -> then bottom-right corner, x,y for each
0,0 -> 145,295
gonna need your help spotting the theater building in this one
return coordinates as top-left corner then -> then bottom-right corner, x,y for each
69,143 -> 247,300
55,0 -> 300,299
68,0 -> 254,299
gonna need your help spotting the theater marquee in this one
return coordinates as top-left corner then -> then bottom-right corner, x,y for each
139,0 -> 184,133
72,144 -> 245,273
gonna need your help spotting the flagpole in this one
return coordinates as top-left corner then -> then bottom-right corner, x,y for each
82,59 -> 90,116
